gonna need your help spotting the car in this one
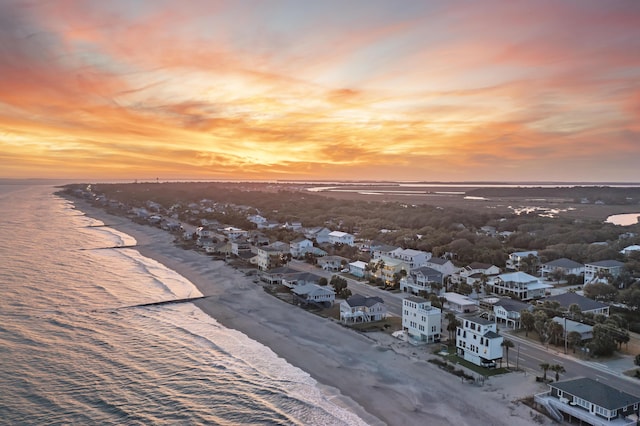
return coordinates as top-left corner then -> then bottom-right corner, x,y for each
340,268 -> 349,273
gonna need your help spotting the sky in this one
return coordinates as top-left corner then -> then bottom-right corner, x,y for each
1,0 -> 639,182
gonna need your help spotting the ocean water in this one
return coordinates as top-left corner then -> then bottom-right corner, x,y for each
0,185 -> 367,425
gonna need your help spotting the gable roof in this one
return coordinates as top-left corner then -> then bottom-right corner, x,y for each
543,258 -> 583,269
467,262 -> 493,270
551,377 -> 640,409
545,292 -> 608,312
494,298 -> 530,313
427,257 -> 449,265
292,283 -> 335,296
345,294 -> 384,308
586,259 -> 625,268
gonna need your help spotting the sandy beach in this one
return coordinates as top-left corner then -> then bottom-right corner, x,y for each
74,200 -> 551,426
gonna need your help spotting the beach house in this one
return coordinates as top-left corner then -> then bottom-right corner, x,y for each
545,292 -> 610,317
540,258 -> 584,281
290,237 -> 314,258
328,231 -> 355,246
491,298 -> 532,329
489,272 -> 551,301
340,294 -> 386,324
348,260 -> 368,278
292,284 -> 335,307
534,377 -> 640,425
402,297 -> 441,343
506,250 -> 539,272
400,266 -> 443,295
584,260 -> 625,285
423,257 -> 459,278
456,317 -> 503,368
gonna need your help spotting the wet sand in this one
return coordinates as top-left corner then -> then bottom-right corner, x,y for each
74,200 -> 550,426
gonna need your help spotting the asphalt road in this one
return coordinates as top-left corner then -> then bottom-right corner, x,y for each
288,259 -> 640,397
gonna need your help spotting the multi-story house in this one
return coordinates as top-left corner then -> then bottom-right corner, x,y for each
223,226 -> 248,240
505,250 -> 539,272
371,243 -> 401,260
489,271 -> 552,301
328,231 -> 355,246
491,298 -> 531,329
340,294 -> 386,324
456,317 -> 503,368
400,266 -> 443,295
388,248 -> 431,269
348,260 -> 368,278
402,296 -> 441,343
540,258 -> 584,281
452,262 -> 501,286
292,284 -> 335,307
304,227 -> 332,244
231,238 -> 252,256
256,244 -> 289,271
317,255 -> 349,271
424,257 -> 459,279
290,238 -> 314,258
584,260 -> 625,285
535,377 -> 640,426
370,256 -> 409,285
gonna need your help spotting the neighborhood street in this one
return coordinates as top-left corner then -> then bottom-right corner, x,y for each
288,259 -> 639,397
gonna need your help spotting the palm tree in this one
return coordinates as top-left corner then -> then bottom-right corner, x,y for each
550,364 -> 566,382
501,338 -> 515,368
445,312 -> 460,343
539,363 -> 550,381
547,321 -> 564,346
567,331 -> 582,353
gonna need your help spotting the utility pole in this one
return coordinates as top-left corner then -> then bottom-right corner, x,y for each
564,316 -> 568,354
516,343 -> 520,371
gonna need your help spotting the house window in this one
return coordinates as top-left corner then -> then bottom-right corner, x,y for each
558,390 -> 563,398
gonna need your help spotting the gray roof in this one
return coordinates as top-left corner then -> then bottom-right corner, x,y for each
494,298 -> 530,313
467,262 -> 493,270
586,259 -> 625,268
551,377 -> 640,409
546,292 -> 608,312
544,258 -> 583,269
484,330 -> 501,339
467,316 -> 494,326
345,294 -> 384,308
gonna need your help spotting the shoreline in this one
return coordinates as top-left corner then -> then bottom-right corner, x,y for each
71,198 -> 549,426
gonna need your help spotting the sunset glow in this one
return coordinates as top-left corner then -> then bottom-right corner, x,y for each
1,0 -> 639,182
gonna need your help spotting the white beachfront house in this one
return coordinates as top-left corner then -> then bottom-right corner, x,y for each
328,231 -> 355,246
400,266 -> 443,295
402,296 -> 441,343
456,316 -> 503,368
489,272 -> 552,301
340,294 -> 386,324
584,260 -> 625,285
292,284 -> 335,307
540,258 -> 584,281
348,260 -> 368,278
289,237 -> 314,258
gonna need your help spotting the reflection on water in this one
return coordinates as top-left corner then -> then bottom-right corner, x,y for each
606,213 -> 640,226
